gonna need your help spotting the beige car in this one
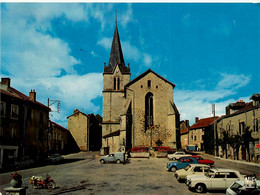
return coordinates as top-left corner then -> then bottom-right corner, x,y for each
175,164 -> 210,181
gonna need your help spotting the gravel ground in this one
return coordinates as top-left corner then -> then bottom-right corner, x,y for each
0,153 -> 226,195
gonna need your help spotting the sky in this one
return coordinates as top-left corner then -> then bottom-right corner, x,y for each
1,3 -> 260,128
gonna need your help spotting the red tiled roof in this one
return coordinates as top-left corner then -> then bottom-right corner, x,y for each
190,116 -> 219,130
180,127 -> 189,134
1,87 -> 50,110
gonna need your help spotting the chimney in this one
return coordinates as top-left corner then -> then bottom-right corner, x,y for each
185,120 -> 189,127
1,78 -> 11,88
226,106 -> 230,116
29,89 -> 36,102
195,117 -> 199,123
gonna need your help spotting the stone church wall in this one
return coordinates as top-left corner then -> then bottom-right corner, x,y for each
126,72 -> 177,148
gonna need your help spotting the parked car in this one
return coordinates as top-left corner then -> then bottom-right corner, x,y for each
190,155 -> 215,166
186,168 -> 244,193
167,151 -> 191,160
100,152 -> 126,164
167,157 -> 200,172
48,153 -> 64,163
175,164 -> 210,181
226,177 -> 260,195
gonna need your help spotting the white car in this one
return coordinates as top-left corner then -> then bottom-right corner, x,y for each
226,178 -> 260,195
167,151 -> 191,160
175,164 -> 210,181
186,168 -> 244,193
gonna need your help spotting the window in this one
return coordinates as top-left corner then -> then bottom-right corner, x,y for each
194,167 -> 203,172
214,172 -> 226,178
254,119 -> 259,132
226,172 -> 239,178
11,104 -> 19,119
117,78 -> 120,90
148,80 -> 151,88
145,92 -> 153,130
40,113 -> 43,124
11,126 -> 16,138
0,101 -> 6,117
194,136 -> 197,141
239,122 -> 245,134
114,78 -> 116,90
27,108 -> 32,120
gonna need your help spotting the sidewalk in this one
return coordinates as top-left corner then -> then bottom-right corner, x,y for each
195,151 -> 260,168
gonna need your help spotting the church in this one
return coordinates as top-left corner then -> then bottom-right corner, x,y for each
101,23 -> 180,155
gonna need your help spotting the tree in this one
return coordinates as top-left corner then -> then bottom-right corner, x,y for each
242,126 -> 254,162
229,134 -> 242,160
218,128 -> 229,159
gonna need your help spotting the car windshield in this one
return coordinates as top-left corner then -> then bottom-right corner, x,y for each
184,165 -> 191,171
230,182 -> 243,193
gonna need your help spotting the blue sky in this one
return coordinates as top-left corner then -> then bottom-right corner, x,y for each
1,3 -> 259,128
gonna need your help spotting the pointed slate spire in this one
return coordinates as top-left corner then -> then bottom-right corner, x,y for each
108,24 -> 125,68
104,21 -> 130,74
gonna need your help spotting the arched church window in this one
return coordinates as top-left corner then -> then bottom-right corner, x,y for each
145,92 -> 153,130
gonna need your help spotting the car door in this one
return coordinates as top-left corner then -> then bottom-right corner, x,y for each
107,154 -> 115,162
193,166 -> 203,176
209,172 -> 226,190
225,172 -> 240,188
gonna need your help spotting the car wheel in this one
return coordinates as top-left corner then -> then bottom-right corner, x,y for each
195,183 -> 206,193
170,166 -> 177,172
100,159 -> 105,164
116,159 -> 121,164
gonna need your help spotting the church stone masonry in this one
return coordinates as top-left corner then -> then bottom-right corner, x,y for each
101,23 -> 180,155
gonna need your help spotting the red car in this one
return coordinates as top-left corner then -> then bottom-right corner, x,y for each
190,155 -> 214,166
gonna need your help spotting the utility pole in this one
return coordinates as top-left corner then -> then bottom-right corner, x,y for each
212,104 -> 217,156
47,98 -> 61,156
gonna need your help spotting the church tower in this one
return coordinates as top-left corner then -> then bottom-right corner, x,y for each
102,23 -> 131,154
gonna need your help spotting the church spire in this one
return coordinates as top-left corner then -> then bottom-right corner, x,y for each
104,11 -> 130,74
108,23 -> 125,68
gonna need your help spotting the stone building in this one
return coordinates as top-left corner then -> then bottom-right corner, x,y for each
189,116 -> 218,151
49,121 -> 79,154
0,78 -> 50,168
216,95 -> 260,162
67,109 -> 102,151
180,120 -> 190,149
101,24 -> 180,154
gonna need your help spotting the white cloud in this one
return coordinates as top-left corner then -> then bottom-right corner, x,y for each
175,73 -> 251,125
97,38 -> 112,50
119,4 -> 135,28
1,4 -> 107,127
216,73 -> 251,90
143,53 -> 152,67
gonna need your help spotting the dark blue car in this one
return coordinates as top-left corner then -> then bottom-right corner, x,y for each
166,157 -> 199,172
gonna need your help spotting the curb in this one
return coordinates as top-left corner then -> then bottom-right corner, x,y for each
200,152 -> 260,168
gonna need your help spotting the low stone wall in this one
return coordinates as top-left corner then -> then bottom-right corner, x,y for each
130,152 -> 150,158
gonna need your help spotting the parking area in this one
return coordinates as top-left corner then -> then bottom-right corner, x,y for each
1,153 -> 227,195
